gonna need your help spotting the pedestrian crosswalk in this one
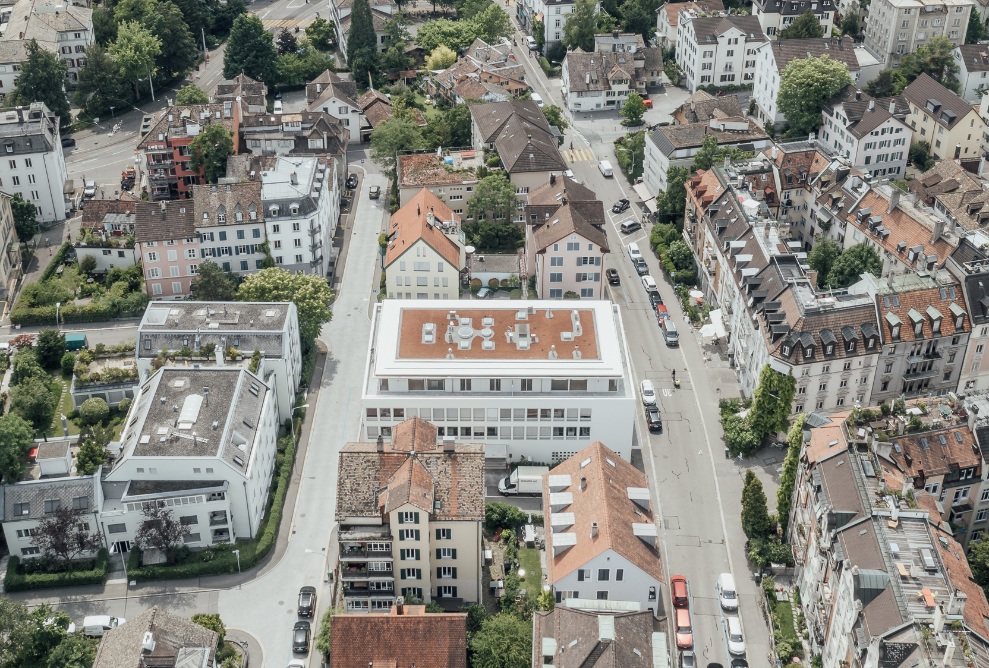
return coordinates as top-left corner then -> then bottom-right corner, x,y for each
563,147 -> 595,162
262,18 -> 310,29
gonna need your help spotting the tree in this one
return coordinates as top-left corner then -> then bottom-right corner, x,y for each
277,28 -> 299,55
541,105 -> 568,141
347,0 -> 379,85
615,131 -> 644,180
899,36 -> 960,92
191,614 -> 226,644
60,352 -> 76,376
777,414 -> 806,536
135,501 -> 191,564
416,20 -> 480,53
741,469 -> 774,540
75,428 -> 110,476
619,91 -> 647,126
9,40 -> 70,126
276,42 -> 336,87
190,260 -> 238,300
32,506 -> 103,570
114,0 -> 157,25
212,0 -> 249,38
533,19 -> 545,53
667,240 -> 695,272
546,41 -> 567,64
778,10 -> 824,39
690,135 -> 752,172
0,598 -> 33,666
807,237 -> 841,288
93,6 -> 118,46
171,0 -> 214,39
909,140 -> 935,171
23,606 -> 73,667
865,68 -> 908,97
189,124 -> 235,184
657,166 -> 689,225
11,348 -> 47,385
79,255 -> 98,275
967,10 -> 986,44
749,364 -> 795,443
175,83 -> 209,105
36,330 -> 65,369
445,103 -> 472,146
469,613 -> 531,668
777,55 -> 852,136
74,45 -> 130,118
223,14 -> 277,85
79,397 -> 110,426
458,0 -> 492,19
370,117 -> 424,175
237,268 -> 334,345
425,45 -> 458,70
380,16 -> 413,73
563,0 -> 597,52
0,414 -> 34,483
10,193 -> 39,243
306,17 -> 337,51
969,539 -> 989,587
45,635 -> 98,668
825,242 -> 882,289
11,376 -> 59,433
467,173 -> 517,221
840,12 -> 862,41
622,0 -> 657,41
148,1 -> 199,79
110,21 -> 162,98
597,10 -> 619,32
474,4 -> 513,42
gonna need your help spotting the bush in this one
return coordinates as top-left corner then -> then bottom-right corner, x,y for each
485,501 -> 529,534
78,397 -> 110,426
40,243 -> 72,282
4,550 -> 109,592
60,352 -> 76,376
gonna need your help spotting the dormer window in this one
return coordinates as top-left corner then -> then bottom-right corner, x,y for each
847,341 -> 856,352
234,203 -> 243,222
825,344 -> 834,356
249,203 -> 258,220
950,302 -> 966,331
217,205 -> 226,224
886,312 -> 902,341
867,337 -> 875,349
803,346 -> 813,359
782,345 -> 791,356
269,205 -> 279,217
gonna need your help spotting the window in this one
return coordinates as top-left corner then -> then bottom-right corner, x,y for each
616,569 -> 624,581
577,569 -> 591,581
44,499 -> 60,514
13,502 -> 29,516
438,586 -> 458,598
399,568 -> 421,579
438,547 -> 457,559
107,523 -> 127,534
398,529 -> 420,541
399,548 -> 420,560
436,528 -> 452,540
598,569 -> 610,581
72,496 -> 88,511
596,591 -> 609,600
180,515 -> 198,526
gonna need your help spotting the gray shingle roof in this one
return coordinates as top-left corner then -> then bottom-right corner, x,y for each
92,607 -> 218,668
686,14 -> 766,44
531,203 -> 609,251
763,38 -> 861,73
650,117 -> 770,155
2,473 -> 99,522
825,85 -> 909,139
533,607 -> 656,668
191,182 -> 262,228
469,100 -> 547,143
956,44 -> 989,72
902,73 -> 976,130
494,113 -> 567,173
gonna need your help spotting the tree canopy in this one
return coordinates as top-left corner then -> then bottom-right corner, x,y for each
741,469 -> 774,540
109,21 -> 162,97
469,613 -> 532,668
175,83 -> 209,105
657,166 -> 689,226
223,14 -> 277,85
36,329 -> 65,369
146,0 -> 199,78
467,173 -> 518,221
777,55 -> 852,136
825,242 -> 882,289
563,0 -> 598,52
620,92 -> 646,126
189,124 -> 234,184
191,260 -> 238,300
966,11 -> 986,44
74,45 -> 129,119
10,193 -> 39,243
10,40 -> 70,125
425,45 -> 458,70
370,117 -> 424,175
135,502 -> 190,564
10,376 -> 59,432
32,507 -> 102,570
347,0 -> 380,87
865,68 -> 908,97
415,19 -> 483,53
778,10 -> 824,39
807,237 -> 842,288
306,17 -> 337,51
237,268 -> 334,344
0,414 -> 34,483
899,36 -> 960,92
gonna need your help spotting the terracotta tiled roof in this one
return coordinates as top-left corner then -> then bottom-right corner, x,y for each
385,188 -> 462,268
912,161 -> 989,232
92,606 -> 218,668
379,456 -> 434,514
134,200 -> 196,243
902,73 -> 978,130
844,190 -> 955,267
191,182 -> 262,227
769,287 -> 880,364
876,282 -> 965,343
330,605 -> 467,668
933,525 -> 989,636
651,117 -> 769,154
564,50 -> 643,93
888,425 -> 979,480
543,442 -> 663,585
392,416 -> 439,451
804,410 -> 851,463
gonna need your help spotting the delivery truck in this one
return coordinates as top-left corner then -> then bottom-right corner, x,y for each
497,465 -> 549,495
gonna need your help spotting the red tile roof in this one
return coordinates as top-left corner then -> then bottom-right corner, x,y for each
888,425 -> 979,480
385,188 -> 462,269
329,605 -> 468,668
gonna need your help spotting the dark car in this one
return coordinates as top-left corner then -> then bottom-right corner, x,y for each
645,405 -> 662,431
606,268 -> 620,285
61,136 -> 76,148
648,291 -> 663,308
298,586 -> 316,618
292,621 -> 311,653
730,660 -> 748,668
634,258 -> 649,276
680,651 -> 697,668
345,173 -> 358,189
612,198 -> 630,214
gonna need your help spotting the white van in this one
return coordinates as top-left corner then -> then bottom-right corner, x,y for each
273,100 -> 283,115
661,318 -> 679,347
531,92 -> 544,108
627,242 -> 642,263
716,573 -> 738,611
598,160 -> 614,177
83,616 -> 125,637
526,35 -> 537,50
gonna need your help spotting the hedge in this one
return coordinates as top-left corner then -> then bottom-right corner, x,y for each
4,549 -> 109,592
10,291 -> 149,326
39,242 -> 72,282
127,434 -> 297,581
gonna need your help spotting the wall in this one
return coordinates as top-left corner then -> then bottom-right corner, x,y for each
139,238 -> 201,299
553,550 -> 661,614
73,246 -> 137,273
387,240 -> 459,300
530,231 -> 606,299
430,519 -> 483,604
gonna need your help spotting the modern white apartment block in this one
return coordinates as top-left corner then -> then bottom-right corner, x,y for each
0,102 -> 68,223
517,0 -> 596,46
136,301 -> 303,423
361,300 -> 636,463
675,12 -> 767,93
0,193 -> 19,307
863,0 -> 974,65
819,86 -> 912,178
335,417 -> 484,611
0,0 -> 93,89
752,0 -> 837,37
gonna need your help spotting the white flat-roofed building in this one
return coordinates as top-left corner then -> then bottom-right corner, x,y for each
362,300 -> 636,463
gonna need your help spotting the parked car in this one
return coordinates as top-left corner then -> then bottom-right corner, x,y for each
639,379 -> 656,406
612,198 -> 630,214
83,616 -> 125,637
606,268 -> 620,285
273,100 -> 283,114
369,185 -> 381,199
620,220 -> 642,234
61,136 -> 76,148
641,275 -> 657,292
648,292 -> 662,308
656,303 -> 669,321
671,575 -> 689,608
645,405 -> 662,431
675,608 -> 693,649
531,92 -> 544,108
716,573 -> 738,611
564,169 -> 576,180
724,617 -> 745,656
680,651 -> 697,668
297,586 -> 316,618
634,258 -> 649,275
730,660 -> 748,668
643,98 -> 653,109
83,181 -> 97,198
345,173 -> 358,189
292,621 -> 311,653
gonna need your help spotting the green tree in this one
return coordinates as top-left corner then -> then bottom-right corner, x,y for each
0,413 -> 34,483
749,364 -> 796,443
967,11 -> 986,44
347,0 -> 380,86
0,598 -> 33,667
777,414 -> 806,535
79,397 -> 110,426
277,28 -> 299,55
190,260 -> 238,300
899,36 -> 960,92
416,19 -> 480,53
31,506 -> 103,570
467,173 -> 518,221
807,237 -> 842,288
667,240 -> 695,272
563,0 -> 598,51
189,124 -> 235,184
114,0 -> 157,26
968,538 -> 989,586
865,68 -> 908,97
778,10 -> 824,39
839,12 -> 862,40
93,6 -> 118,46
11,376 -> 59,433
79,255 -> 98,274
425,45 -> 458,70
75,429 -> 110,476
171,0 -> 214,40
462,220 -> 524,252
485,501 -> 529,533
276,42 -> 336,87
446,103 -> 473,146
176,83 -> 210,105
825,242 -> 882,289
910,140 -> 935,170
615,131 -> 644,180
597,10 -> 619,32
458,0 -> 491,18
60,352 -> 76,376
369,116 -> 424,175
191,614 -> 226,644
223,14 -> 277,85
777,55 -> 852,136
474,4 -> 513,42
532,19 -> 545,53
306,17 -> 337,51
135,501 -> 190,564
212,0 -> 249,38
664,58 -> 683,87
741,469 -> 774,540
10,193 -> 39,242
23,606 -> 73,667
9,40 -> 70,126
619,92 -> 646,126
542,105 -> 568,138
721,413 -> 759,455
546,40 -> 567,64
74,45 -> 130,118
657,166 -> 689,225
237,268 -> 334,345
690,135 -> 752,172
36,329 -> 65,369
380,16 -> 413,73
45,635 -> 98,668
470,613 -> 531,668
315,609 -> 333,660
622,0 -> 657,41
148,1 -> 199,79
110,21 -> 162,98
11,348 -> 48,385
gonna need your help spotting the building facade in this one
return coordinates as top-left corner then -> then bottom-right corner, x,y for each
864,0 -> 975,65
954,44 -> 989,102
0,0 -> 93,89
819,87 -> 911,178
675,12 -> 767,93
384,188 -> 463,300
902,73 -> 987,161
752,0 -> 837,37
0,102 -> 68,223
135,200 -> 200,299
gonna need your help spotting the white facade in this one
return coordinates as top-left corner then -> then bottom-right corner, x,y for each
529,229 -> 607,299
752,0 -> 837,38
0,0 -> 94,90
864,0 -> 975,65
73,245 -> 138,273
361,300 -> 637,463
675,13 -> 766,93
0,103 -> 68,223
819,97 -> 911,178
530,0 -> 578,46
953,45 -> 989,102
386,239 -> 461,300
551,550 -> 662,612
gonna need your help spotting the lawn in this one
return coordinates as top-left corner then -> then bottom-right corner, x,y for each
414,93 -> 442,121
772,597 -> 799,641
518,547 -> 542,600
43,379 -> 80,438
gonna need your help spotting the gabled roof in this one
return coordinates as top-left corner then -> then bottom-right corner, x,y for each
902,73 -> 978,130
385,188 -> 461,268
673,90 -> 743,123
844,189 -> 955,266
956,44 -> 989,73
134,200 -> 196,243
824,86 -> 909,139
875,282 -> 965,343
215,73 -> 267,108
532,203 -> 609,252
191,182 -> 262,227
762,38 -> 860,73
92,606 -> 218,668
888,425 -> 979,480
306,70 -> 358,107
533,606 -> 656,668
81,199 -> 138,228
684,14 -> 766,44
2,471 -> 99,522
493,113 -> 567,173
469,99 -> 548,143
650,117 -> 770,155
329,606 -> 467,668
933,524 -> 989,637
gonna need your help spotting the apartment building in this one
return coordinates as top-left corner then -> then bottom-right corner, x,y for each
864,0 -> 975,66
191,182 -> 267,277
656,0 -> 726,48
426,38 -> 529,107
910,160 -> 989,233
525,175 -> 609,299
396,151 -> 482,209
361,299 -> 636,463
0,193 -> 20,310
902,73 -> 986,161
93,607 -> 219,668
752,0 -> 837,37
329,604 -> 467,667
675,12 -> 767,93
305,70 -> 361,142
384,188 -> 463,300
0,102 -> 68,223
562,40 -> 662,112
534,603 -> 659,667
135,200 -> 199,299
214,73 -> 268,115
945,233 -> 989,394
752,39 -> 880,129
335,417 -> 484,611
0,0 -> 92,89
136,301 -> 303,422
543,442 -> 663,613
238,110 -> 349,167
819,86 -> 912,178
517,0 -> 591,46
329,0 -> 396,60
954,44 -> 989,102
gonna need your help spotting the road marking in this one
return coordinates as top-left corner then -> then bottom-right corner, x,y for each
563,147 -> 594,162
662,388 -> 672,397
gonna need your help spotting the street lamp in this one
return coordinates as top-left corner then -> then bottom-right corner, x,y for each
232,549 -> 241,573
617,147 -> 636,179
109,106 -> 115,119
55,302 -> 60,329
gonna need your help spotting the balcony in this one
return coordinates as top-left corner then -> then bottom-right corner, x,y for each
340,564 -> 393,579
209,511 -> 228,527
904,368 -> 938,380
211,528 -> 231,542
342,584 -> 395,598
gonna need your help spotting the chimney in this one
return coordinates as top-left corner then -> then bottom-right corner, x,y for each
579,476 -> 587,491
889,100 -> 897,115
550,173 -> 556,185
376,434 -> 384,452
290,171 -> 298,185
932,218 -> 946,244
395,597 -> 405,615
443,436 -> 455,454
888,187 -> 900,213
855,89 -> 862,100
771,146 -> 778,160
417,204 -> 421,216
590,521 -> 599,538
868,99 -> 875,111
806,268 -> 818,287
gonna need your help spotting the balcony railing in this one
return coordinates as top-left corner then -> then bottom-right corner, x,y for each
209,512 -> 228,526
340,565 -> 394,580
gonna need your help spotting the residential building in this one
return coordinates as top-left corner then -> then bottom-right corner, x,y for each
425,38 -> 529,107
81,198 -> 137,235
517,0 -> 591,46
978,93 -> 989,154
136,301 -> 303,422
214,73 -> 268,114
954,44 -> 989,102
238,110 -> 348,163
135,200 -> 199,299
396,150 -> 482,208
562,39 -> 663,113
305,70 -> 361,142
752,39 -> 881,128
533,601 -> 660,666
966,393 -> 989,543
671,90 -> 743,124
72,239 -> 137,274
100,367 -> 280,554
0,193 -> 20,313
469,100 -> 567,198
329,604 -> 467,667
137,102 -> 240,201
864,0 -> 975,66
656,0 -> 726,48
543,442 -> 663,613
359,89 -> 427,144
848,271 -> 970,402
675,12 -> 767,93
0,102 -> 68,223
335,417 -> 484,610
361,299 -> 636,462
525,175 -> 609,299
819,86 -> 912,178
902,73 -> 986,161
329,0 -> 396,60
384,188 -> 463,300
910,159 -> 989,232
759,140 -> 836,249
92,607 -> 219,668
945,232 -> 989,394
192,181 -> 267,277
0,0 -> 93,90
752,0 -> 836,37
643,117 -> 772,195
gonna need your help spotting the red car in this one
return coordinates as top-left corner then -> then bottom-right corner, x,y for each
675,608 -> 694,649
643,99 -> 653,109
656,303 -> 669,321
671,574 -> 689,608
